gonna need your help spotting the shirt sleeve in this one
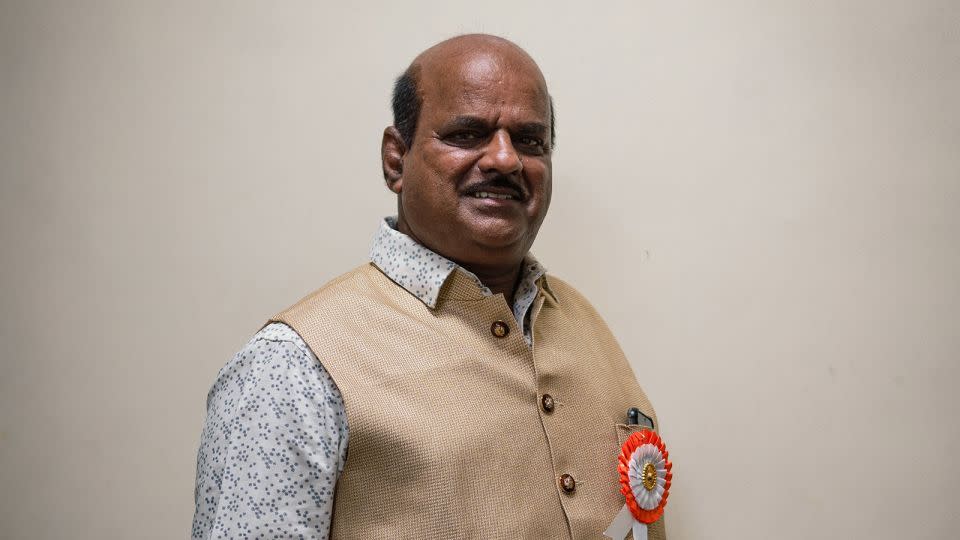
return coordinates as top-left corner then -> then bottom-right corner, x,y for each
192,323 -> 349,540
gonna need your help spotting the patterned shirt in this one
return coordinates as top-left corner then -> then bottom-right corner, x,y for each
192,217 -> 549,539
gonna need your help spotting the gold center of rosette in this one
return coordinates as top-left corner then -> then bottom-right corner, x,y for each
642,462 -> 658,491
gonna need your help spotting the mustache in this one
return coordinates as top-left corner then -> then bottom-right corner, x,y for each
463,175 -> 526,200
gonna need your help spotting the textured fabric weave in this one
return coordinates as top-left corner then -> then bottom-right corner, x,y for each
274,263 -> 666,539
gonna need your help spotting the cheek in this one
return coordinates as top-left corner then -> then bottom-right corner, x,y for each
422,145 -> 479,183
403,148 -> 475,216
527,161 -> 552,195
526,162 -> 552,221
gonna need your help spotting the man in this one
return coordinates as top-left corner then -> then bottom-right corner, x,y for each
192,34 -> 665,539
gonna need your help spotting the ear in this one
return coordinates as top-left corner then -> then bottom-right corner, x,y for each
382,126 -> 406,194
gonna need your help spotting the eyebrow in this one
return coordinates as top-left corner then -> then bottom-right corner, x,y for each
446,116 -> 491,131
514,122 -> 549,137
445,116 -> 549,136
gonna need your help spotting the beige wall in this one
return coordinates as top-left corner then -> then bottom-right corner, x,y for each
2,1 -> 958,538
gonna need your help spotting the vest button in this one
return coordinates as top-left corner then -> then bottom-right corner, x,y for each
541,394 -> 555,413
559,473 -> 576,494
490,320 -> 510,338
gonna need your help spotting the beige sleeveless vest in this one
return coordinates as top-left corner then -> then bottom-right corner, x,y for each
273,263 -> 666,539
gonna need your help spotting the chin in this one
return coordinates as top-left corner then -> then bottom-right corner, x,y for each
466,223 -> 528,253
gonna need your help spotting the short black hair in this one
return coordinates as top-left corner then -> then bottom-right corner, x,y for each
390,69 -> 556,149
391,69 -> 421,149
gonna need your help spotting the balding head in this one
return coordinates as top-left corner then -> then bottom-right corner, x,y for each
392,34 -> 554,149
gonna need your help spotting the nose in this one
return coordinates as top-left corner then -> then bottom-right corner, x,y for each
478,129 -> 522,175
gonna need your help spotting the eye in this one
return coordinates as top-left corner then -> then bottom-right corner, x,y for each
445,131 -> 485,146
516,135 -> 547,154
517,136 -> 544,147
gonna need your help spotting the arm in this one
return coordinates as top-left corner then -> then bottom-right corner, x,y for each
192,323 -> 348,539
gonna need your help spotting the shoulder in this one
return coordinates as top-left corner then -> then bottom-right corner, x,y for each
273,263 -> 386,320
541,273 -> 623,337
209,322 -> 335,401
242,321 -> 318,364
256,320 -> 311,346
543,274 -> 601,313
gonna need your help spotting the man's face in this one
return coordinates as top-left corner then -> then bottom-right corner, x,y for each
393,48 -> 553,270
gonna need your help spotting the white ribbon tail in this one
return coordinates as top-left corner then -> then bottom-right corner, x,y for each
603,504 -> 635,539
632,521 -> 648,540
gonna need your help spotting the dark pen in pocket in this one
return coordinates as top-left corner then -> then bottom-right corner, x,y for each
627,407 -> 654,429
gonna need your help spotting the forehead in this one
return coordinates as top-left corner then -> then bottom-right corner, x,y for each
418,50 -> 550,120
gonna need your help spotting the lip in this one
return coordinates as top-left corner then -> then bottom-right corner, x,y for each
466,194 -> 523,207
463,185 -> 525,202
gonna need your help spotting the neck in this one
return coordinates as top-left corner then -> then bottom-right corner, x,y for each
460,261 -> 523,306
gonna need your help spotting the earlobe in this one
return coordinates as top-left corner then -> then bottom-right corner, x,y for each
382,126 -> 406,194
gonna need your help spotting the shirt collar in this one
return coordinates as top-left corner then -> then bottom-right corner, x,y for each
370,216 -> 551,310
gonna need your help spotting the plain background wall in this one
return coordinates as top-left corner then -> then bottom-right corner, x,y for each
2,1 -> 958,538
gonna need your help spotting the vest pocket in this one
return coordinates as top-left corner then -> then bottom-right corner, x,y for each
615,423 -> 655,449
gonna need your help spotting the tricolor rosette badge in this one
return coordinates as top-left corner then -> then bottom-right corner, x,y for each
603,430 -> 672,540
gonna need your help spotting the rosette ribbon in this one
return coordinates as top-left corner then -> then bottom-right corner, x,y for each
603,429 -> 672,540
